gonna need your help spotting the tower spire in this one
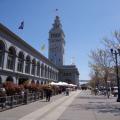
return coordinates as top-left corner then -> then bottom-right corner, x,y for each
52,15 -> 62,30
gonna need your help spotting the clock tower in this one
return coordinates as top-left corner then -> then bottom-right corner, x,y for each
48,16 -> 65,66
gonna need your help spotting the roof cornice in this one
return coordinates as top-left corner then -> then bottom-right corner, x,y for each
0,23 -> 58,69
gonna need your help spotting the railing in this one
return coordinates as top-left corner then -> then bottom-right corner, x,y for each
0,91 -> 43,111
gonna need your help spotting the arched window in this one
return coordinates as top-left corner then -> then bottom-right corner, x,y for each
36,80 -> 39,84
7,47 -> 16,70
31,59 -> 36,75
17,51 -> 24,72
41,81 -> 43,85
0,41 -> 5,68
45,65 -> 47,78
25,55 -> 31,74
41,64 -> 44,77
37,62 -> 40,76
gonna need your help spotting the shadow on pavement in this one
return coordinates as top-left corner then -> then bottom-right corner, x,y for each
69,96 -> 120,116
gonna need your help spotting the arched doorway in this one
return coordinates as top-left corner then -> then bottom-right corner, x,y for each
36,80 -> 39,84
18,78 -> 28,85
25,55 -> 31,74
7,46 -> 16,70
31,59 -> 36,75
41,81 -> 43,85
6,76 -> 14,82
36,62 -> 40,76
17,51 -> 24,72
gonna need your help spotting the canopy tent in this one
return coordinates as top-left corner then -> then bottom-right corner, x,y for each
57,82 -> 68,86
50,81 -> 68,86
50,81 -> 77,87
50,82 -> 57,85
68,84 -> 77,87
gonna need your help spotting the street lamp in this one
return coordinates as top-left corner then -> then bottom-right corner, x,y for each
110,48 -> 120,102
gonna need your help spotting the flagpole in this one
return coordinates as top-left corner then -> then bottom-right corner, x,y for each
55,9 -> 59,16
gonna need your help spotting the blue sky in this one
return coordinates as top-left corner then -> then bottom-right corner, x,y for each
0,0 -> 120,80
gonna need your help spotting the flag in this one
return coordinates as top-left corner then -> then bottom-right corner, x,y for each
56,9 -> 58,11
41,44 -> 45,51
18,21 -> 24,29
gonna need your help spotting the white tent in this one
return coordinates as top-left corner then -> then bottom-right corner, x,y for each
50,81 -> 77,87
50,82 -> 57,85
56,82 -> 68,86
68,84 -> 77,87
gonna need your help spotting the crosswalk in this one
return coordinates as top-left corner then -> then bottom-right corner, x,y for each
80,90 -> 92,97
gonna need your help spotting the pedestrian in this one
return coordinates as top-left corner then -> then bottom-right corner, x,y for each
24,89 -> 28,104
0,87 -> 6,109
66,88 -> 69,96
45,87 -> 52,102
21,90 -> 24,102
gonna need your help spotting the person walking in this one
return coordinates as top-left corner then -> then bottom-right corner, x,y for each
66,88 -> 69,96
45,87 -> 52,102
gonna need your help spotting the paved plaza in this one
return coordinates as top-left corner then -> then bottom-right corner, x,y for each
0,90 -> 120,120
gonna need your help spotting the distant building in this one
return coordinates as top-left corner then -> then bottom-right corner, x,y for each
58,65 -> 79,86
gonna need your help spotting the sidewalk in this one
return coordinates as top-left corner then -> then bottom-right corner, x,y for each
0,91 -> 79,120
59,90 -> 120,120
0,90 -> 120,120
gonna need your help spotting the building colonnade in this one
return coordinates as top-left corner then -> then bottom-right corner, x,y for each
0,39 -> 58,85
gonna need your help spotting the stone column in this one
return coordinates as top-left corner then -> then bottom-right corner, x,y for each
3,52 -> 8,70
15,57 -> 18,72
40,63 -> 41,78
30,62 -> 32,75
23,60 -> 26,73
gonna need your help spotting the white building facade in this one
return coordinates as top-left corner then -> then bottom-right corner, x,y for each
0,23 -> 59,85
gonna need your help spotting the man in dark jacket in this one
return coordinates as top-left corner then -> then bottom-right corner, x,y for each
45,88 -> 52,102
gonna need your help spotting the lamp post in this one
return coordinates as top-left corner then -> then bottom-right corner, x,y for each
110,48 -> 120,102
